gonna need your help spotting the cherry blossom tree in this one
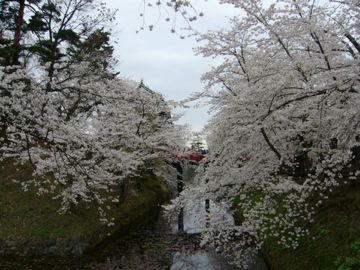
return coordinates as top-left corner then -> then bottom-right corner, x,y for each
139,0 -> 205,35
166,0 -> 360,266
0,0 -> 188,219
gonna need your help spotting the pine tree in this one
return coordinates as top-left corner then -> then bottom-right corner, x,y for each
0,0 -> 186,217
190,133 -> 205,153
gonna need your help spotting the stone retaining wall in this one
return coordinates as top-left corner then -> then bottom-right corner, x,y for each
0,235 -> 92,256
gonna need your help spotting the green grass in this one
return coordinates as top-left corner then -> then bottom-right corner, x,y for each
0,158 -> 171,243
260,183 -> 360,270
230,176 -> 360,270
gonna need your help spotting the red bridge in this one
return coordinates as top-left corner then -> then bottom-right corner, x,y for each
160,152 -> 250,165
160,152 -> 207,163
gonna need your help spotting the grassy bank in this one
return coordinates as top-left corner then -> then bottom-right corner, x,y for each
262,183 -> 360,270
233,182 -> 360,270
0,158 -> 171,245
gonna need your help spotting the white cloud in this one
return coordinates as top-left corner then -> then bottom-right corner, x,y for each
105,0 -> 240,131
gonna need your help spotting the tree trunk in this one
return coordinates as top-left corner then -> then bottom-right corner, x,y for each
12,0 -> 26,65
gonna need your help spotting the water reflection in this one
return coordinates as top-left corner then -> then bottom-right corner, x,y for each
84,207 -> 241,270
0,201 -> 269,270
171,200 -> 235,234
171,250 -> 240,270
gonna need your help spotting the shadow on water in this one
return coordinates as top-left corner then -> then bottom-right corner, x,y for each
84,207 -> 243,270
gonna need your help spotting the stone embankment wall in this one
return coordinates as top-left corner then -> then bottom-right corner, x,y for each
0,235 -> 92,256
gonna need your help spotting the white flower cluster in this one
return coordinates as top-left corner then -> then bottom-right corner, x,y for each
0,61 -> 187,218
166,0 -> 360,267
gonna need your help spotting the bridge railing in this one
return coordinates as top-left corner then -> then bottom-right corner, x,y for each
159,152 -> 207,163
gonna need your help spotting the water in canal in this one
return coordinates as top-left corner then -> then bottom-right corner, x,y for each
0,164 -> 268,269
84,207 -> 243,270
0,205 -> 268,270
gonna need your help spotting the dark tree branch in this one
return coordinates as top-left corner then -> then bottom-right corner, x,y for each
260,127 -> 281,159
345,33 -> 360,54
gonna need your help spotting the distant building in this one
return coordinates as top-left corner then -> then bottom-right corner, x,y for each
137,79 -> 171,121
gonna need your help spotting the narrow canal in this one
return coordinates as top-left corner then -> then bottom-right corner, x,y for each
0,205 -> 268,269
84,207 -> 244,270
0,207 -> 240,269
0,164 -> 269,269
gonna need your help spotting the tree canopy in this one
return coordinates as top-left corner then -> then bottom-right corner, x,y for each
168,0 -> 360,266
1,0 -> 359,265
0,0 -> 188,219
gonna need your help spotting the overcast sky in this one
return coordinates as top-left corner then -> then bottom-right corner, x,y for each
105,0 -> 240,132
